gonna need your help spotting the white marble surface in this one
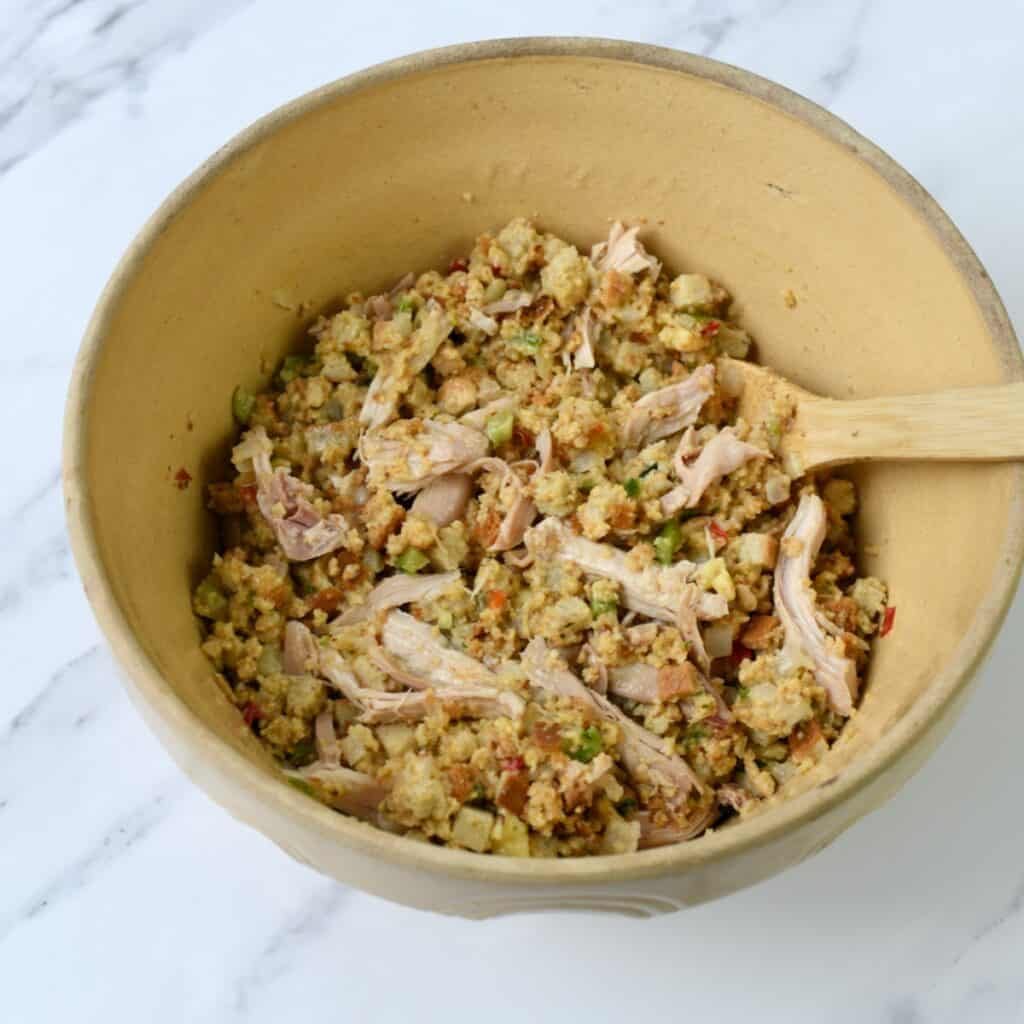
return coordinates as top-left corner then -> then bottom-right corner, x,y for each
2,1 -> 1023,1021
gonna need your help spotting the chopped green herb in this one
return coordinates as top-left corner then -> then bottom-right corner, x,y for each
396,295 -> 415,314
232,386 -> 256,426
395,548 -> 430,574
193,575 -> 228,620
565,725 -> 604,763
623,477 -> 641,499
737,685 -> 750,701
436,610 -> 454,631
639,463 -> 659,478
653,519 -> 683,565
590,597 -> 618,618
278,354 -> 315,385
578,477 -> 597,493
615,797 -> 638,817
485,408 -> 515,446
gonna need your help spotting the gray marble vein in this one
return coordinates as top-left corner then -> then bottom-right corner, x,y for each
0,0 -> 251,174
0,779 -> 183,946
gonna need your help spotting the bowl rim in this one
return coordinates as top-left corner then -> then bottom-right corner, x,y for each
63,36 -> 1024,885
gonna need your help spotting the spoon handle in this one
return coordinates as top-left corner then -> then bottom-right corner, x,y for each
797,383 -> 1024,468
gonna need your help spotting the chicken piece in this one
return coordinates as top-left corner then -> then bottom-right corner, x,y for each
329,571 -> 463,628
356,687 -> 521,725
360,418 -> 488,493
284,763 -> 389,821
314,709 -> 341,766
774,493 -> 858,715
621,364 -> 716,447
525,518 -> 726,625
231,426 -> 349,562
522,639 -> 703,809
468,308 -> 499,335
661,426 -> 770,514
590,221 -> 661,278
572,307 -> 596,370
410,473 -> 474,527
607,662 -> 699,703
319,643 -> 522,723
378,610 -> 498,688
481,289 -> 535,315
635,804 -> 717,848
459,395 -> 517,432
294,760 -> 385,809
475,457 -> 538,552
282,619 -> 319,674
359,300 -> 452,429
363,271 -> 416,321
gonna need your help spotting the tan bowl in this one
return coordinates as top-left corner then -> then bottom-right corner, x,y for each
64,39 -> 1023,918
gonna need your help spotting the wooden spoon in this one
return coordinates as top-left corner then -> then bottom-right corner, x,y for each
718,357 -> 1024,476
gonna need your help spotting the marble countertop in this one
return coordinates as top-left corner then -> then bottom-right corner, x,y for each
3,1 -> 1023,1021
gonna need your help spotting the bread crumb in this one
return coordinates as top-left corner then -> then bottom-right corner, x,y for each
783,288 -> 798,309
461,192 -> 474,203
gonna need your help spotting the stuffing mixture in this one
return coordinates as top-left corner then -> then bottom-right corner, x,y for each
193,219 -> 889,857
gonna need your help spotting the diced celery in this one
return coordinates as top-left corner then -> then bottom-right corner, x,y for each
396,548 -> 429,574
485,408 -> 515,446
232,386 -> 255,426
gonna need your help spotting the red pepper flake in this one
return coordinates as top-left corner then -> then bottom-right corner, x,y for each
487,589 -> 507,612
700,319 -> 721,338
242,703 -> 261,726
238,484 -> 258,505
173,467 -> 192,490
730,641 -> 752,667
501,756 -> 525,773
491,263 -> 504,277
880,606 -> 896,638
709,520 -> 729,543
447,257 -> 468,273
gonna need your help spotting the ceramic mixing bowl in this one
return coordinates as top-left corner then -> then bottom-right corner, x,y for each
63,38 -> 1023,918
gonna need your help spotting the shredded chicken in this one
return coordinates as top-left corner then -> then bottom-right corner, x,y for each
231,427 -> 349,561
572,307 -> 596,370
468,308 -> 499,335
410,473 -> 473,526
607,662 -> 699,704
360,419 -> 488,493
285,763 -> 389,820
525,517 -> 726,625
662,426 -> 770,514
621,364 -> 716,447
330,571 -> 462,629
591,221 -> 661,278
523,640 -> 703,809
377,611 -> 525,719
314,709 -> 341,765
283,619 -> 319,674
360,300 -> 452,429
636,805 -> 717,848
774,493 -> 858,715
481,289 -> 535,315
459,395 -> 517,431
